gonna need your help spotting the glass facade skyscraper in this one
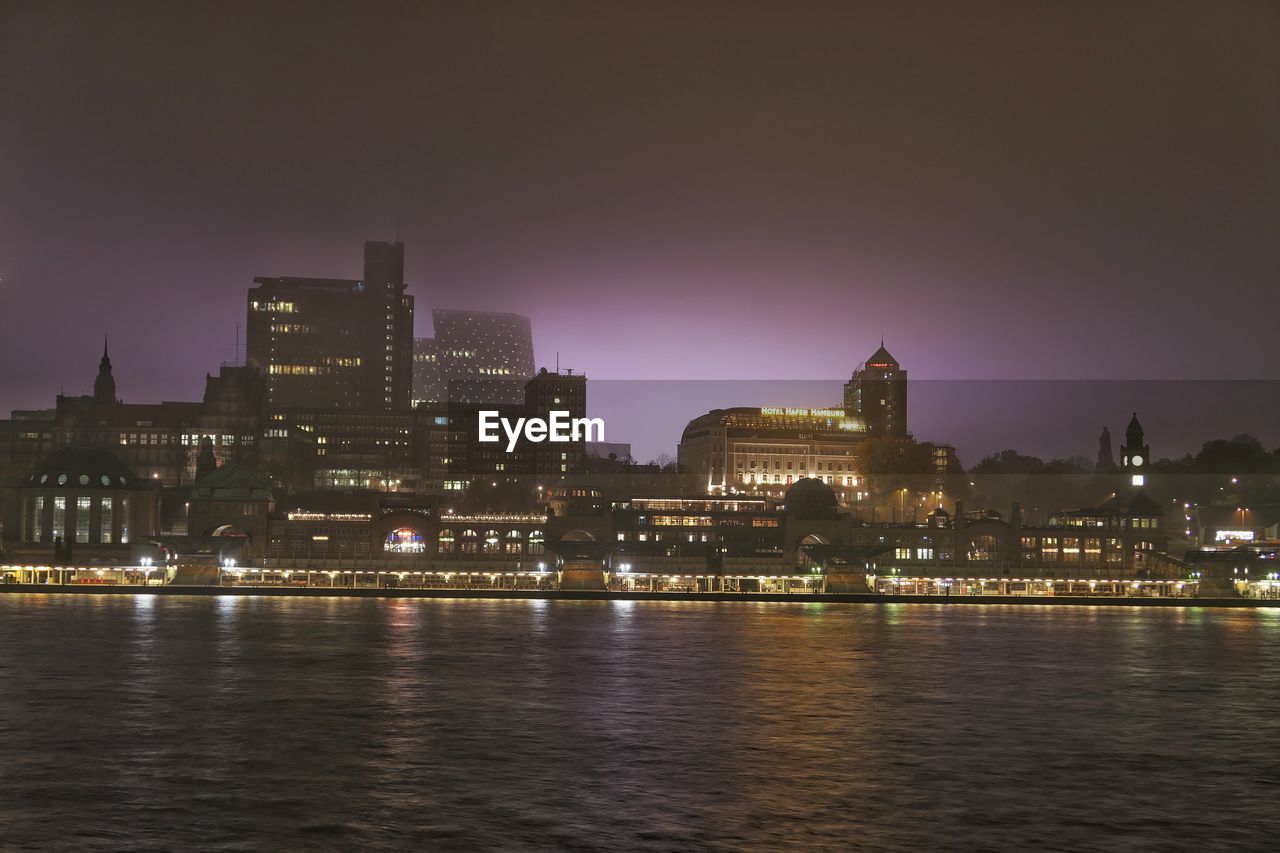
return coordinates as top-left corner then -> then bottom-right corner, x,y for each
413,310 -> 535,405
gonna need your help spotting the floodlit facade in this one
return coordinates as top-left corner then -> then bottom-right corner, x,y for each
678,406 -> 869,498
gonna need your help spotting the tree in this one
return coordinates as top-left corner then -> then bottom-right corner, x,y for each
648,453 -> 680,473
861,436 -> 937,516
1193,435 -> 1273,475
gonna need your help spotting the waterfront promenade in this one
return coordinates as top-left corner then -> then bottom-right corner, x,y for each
3,581 -> 1278,608
5,561 -> 1275,606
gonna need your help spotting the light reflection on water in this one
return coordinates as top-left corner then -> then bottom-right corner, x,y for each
0,595 -> 1277,851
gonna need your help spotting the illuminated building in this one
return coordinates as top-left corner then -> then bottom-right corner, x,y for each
263,492 -> 548,563
269,408 -> 414,491
0,345 -> 268,488
844,342 -> 907,436
246,240 -> 415,411
10,447 -> 160,565
547,478 -> 1173,581
412,310 -> 535,405
680,343 -> 920,499
677,406 -> 869,498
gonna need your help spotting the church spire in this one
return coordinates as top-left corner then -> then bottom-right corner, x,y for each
93,336 -> 116,404
1097,426 -> 1115,471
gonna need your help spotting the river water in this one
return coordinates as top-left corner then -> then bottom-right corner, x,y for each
0,595 -> 1277,851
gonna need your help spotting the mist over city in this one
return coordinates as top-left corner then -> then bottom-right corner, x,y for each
1,2 -> 1278,851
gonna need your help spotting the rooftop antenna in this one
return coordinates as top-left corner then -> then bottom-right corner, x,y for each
395,215 -> 401,244
556,351 -> 560,373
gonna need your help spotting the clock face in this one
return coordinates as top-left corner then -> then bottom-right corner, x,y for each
1131,455 -> 1143,466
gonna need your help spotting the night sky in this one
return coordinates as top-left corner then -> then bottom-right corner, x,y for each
2,1 -> 1277,461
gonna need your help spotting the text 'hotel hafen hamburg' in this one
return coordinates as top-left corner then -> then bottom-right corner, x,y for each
676,343 -> 956,504
0,240 -> 1268,598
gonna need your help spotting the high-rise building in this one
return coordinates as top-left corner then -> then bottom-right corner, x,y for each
412,338 -> 442,406
844,343 -> 907,436
246,241 -> 414,411
412,310 -> 535,405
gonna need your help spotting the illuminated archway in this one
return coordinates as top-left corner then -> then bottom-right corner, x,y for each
561,529 -> 596,542
385,527 -> 426,554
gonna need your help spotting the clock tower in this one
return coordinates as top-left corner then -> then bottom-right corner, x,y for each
1121,413 -> 1149,487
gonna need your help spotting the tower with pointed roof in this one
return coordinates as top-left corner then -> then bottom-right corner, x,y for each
93,336 -> 117,404
844,341 -> 908,435
1120,412 -> 1149,487
1097,426 -> 1115,470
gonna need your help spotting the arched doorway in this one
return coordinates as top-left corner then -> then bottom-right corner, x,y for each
385,527 -> 426,554
798,533 -> 829,566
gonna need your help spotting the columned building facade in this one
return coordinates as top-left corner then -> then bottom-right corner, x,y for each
14,447 -> 160,564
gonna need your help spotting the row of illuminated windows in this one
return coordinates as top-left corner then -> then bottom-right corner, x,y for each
438,529 -> 544,541
250,300 -> 297,313
617,532 -> 716,543
737,459 -> 857,475
1021,537 -> 1122,551
629,499 -> 761,512
118,432 -> 252,447
270,324 -> 314,334
270,365 -> 331,376
437,529 -> 545,555
1022,551 -> 1125,564
27,495 -> 130,544
1058,516 -> 1162,529
652,515 -> 713,527
642,515 -> 780,529
739,473 -> 858,486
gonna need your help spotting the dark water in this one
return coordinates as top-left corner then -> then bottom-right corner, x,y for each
1,596 -> 1278,851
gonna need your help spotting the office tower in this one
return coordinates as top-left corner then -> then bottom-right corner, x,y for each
413,310 -> 535,405
246,241 -> 414,411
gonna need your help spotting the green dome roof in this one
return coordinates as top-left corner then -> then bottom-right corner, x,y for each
26,446 -> 143,490
191,462 -> 273,502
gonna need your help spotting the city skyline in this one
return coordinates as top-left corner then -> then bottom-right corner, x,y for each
3,1 -> 1277,418
3,5 -> 1279,850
